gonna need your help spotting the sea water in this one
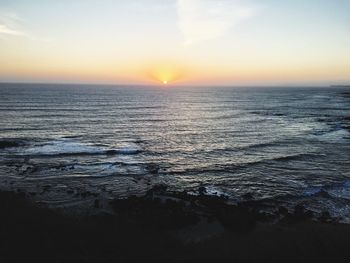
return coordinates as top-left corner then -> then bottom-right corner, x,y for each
0,83 -> 349,219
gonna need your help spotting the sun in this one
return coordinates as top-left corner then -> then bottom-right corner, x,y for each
145,62 -> 187,85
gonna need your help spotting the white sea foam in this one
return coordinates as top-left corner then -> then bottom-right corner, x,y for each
23,139 -> 102,155
21,139 -> 142,156
328,180 -> 350,200
117,146 -> 141,155
205,186 -> 228,197
72,163 -> 120,176
314,128 -> 350,142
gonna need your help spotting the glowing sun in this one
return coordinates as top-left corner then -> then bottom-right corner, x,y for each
145,63 -> 187,85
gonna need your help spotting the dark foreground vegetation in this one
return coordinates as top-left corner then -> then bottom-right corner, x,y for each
1,187 -> 350,263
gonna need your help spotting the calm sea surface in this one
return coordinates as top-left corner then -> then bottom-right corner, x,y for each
0,83 -> 349,218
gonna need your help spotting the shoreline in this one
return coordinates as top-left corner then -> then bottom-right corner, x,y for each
1,186 -> 350,263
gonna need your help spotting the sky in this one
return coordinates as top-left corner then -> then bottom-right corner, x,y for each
0,0 -> 349,86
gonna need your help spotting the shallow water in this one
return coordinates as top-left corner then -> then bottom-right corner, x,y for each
0,84 -> 349,219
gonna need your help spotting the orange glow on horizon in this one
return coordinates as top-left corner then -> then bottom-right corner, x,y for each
1,55 -> 349,86
143,62 -> 188,85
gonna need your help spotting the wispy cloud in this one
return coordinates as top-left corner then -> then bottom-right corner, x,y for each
177,0 -> 258,46
0,11 -> 51,42
0,11 -> 26,38
0,24 -> 25,36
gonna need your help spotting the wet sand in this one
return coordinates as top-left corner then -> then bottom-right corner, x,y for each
1,187 -> 350,263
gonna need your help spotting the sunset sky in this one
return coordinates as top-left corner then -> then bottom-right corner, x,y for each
0,0 -> 349,86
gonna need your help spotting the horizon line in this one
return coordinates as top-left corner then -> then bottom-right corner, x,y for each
1,81 -> 348,89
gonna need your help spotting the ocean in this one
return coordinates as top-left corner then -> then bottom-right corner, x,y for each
0,83 -> 349,219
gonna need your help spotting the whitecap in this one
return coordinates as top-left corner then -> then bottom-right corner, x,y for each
116,147 -> 141,155
205,186 -> 229,197
302,186 -> 323,197
23,139 -> 102,156
328,180 -> 350,200
115,142 -> 142,155
313,128 -> 349,142
19,139 -> 143,156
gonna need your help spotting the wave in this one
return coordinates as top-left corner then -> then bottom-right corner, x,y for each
18,139 -> 142,157
167,152 -> 322,176
108,147 -> 142,155
312,127 -> 349,142
302,180 -> 350,200
188,186 -> 229,198
272,153 -> 318,162
249,111 -> 286,117
127,118 -> 167,123
152,141 -> 282,157
204,186 -> 229,197
327,180 -> 350,200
